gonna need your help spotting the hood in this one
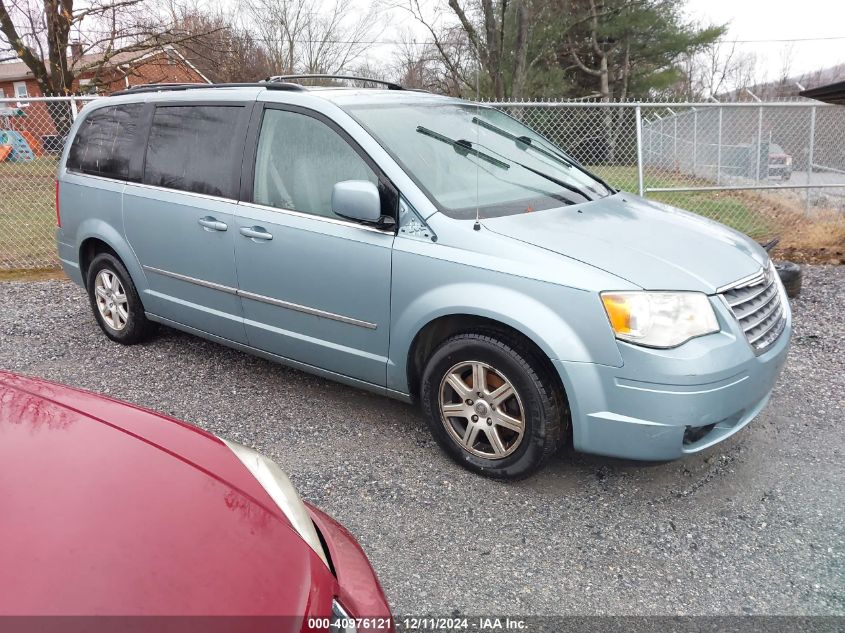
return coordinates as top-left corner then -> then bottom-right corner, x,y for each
481,193 -> 769,293
0,372 -> 334,616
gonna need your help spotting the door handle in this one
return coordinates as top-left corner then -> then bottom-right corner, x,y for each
239,226 -> 273,241
198,216 -> 228,232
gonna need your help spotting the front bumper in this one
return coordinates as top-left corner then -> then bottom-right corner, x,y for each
555,296 -> 791,461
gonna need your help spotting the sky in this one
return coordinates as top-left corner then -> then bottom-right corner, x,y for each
372,0 -> 845,86
682,0 -> 845,81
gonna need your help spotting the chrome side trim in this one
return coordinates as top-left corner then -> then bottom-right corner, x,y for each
238,201 -> 395,235
144,312 -> 410,401
238,289 -> 378,330
64,171 -> 129,185
142,265 -> 377,329
143,265 -> 238,295
126,180 -> 236,205
715,267 -> 765,294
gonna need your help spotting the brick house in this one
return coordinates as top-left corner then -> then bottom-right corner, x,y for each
0,45 -> 210,143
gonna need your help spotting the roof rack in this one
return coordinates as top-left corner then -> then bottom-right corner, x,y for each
266,74 -> 404,91
111,82 -> 304,96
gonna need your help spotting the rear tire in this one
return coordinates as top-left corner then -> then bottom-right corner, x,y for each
86,253 -> 156,345
775,260 -> 802,298
420,331 -> 567,480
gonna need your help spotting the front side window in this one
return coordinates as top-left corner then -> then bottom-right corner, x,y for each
66,104 -> 143,180
346,101 -> 613,219
144,106 -> 243,198
253,108 -> 377,219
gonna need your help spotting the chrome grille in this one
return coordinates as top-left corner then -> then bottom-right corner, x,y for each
720,265 -> 786,354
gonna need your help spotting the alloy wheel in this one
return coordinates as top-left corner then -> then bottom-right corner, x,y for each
94,269 -> 129,331
438,361 -> 526,460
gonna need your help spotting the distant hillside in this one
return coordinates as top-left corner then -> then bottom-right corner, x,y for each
719,63 -> 845,101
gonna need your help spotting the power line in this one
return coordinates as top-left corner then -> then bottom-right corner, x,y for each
240,34 -> 845,48
716,35 -> 845,44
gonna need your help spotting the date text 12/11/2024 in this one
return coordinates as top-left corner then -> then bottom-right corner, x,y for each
398,617 -> 528,631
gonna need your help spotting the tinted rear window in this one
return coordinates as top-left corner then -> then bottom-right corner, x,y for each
143,106 -> 243,198
66,104 -> 143,180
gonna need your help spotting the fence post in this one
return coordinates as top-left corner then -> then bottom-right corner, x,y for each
673,114 -> 678,171
755,106 -> 763,182
70,97 -> 78,121
692,109 -> 698,177
806,105 -> 816,215
716,107 -> 723,185
635,105 -> 644,196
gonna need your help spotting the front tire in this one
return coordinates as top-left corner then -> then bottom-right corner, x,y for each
421,332 -> 567,480
86,253 -> 155,345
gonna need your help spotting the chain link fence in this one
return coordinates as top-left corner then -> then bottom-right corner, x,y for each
496,100 -> 845,257
1,96 -> 844,270
1,96 -> 96,270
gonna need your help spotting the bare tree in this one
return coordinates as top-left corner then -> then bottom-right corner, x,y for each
0,0 -> 218,128
243,0 -> 381,76
390,28 -> 472,95
402,0 -> 537,99
242,0 -> 304,74
686,40 -> 758,99
778,42 -> 795,86
300,1 -> 379,73
166,5 -> 273,82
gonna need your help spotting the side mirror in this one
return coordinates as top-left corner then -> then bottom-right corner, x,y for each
332,180 -> 382,224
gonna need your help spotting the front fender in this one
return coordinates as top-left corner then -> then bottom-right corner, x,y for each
387,257 -> 623,394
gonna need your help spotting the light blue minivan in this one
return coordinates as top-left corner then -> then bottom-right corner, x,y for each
55,78 -> 791,479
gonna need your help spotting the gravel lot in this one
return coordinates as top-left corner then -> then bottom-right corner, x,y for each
1,266 -> 843,617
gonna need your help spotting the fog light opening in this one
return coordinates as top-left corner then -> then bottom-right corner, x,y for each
683,423 -> 716,445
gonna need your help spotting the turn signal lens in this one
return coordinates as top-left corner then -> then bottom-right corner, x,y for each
602,294 -> 632,334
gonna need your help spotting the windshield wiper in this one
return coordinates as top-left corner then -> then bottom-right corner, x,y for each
470,116 -> 616,195
417,125 -> 594,203
507,156 -> 596,202
469,139 -> 596,202
471,116 -> 574,168
416,126 -> 510,170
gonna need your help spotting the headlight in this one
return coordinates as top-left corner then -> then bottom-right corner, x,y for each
222,439 -> 329,569
600,291 -> 719,348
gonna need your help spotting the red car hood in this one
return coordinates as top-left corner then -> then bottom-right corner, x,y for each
0,371 -> 336,616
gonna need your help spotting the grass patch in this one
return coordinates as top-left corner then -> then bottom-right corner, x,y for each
591,165 -> 775,239
0,157 -> 59,269
0,268 -> 66,281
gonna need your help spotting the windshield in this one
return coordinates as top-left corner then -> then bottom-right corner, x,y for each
346,101 -> 614,219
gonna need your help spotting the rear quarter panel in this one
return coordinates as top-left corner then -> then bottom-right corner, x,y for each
56,97 -> 150,292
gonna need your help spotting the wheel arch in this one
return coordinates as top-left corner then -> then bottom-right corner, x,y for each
75,220 -> 147,292
79,237 -> 118,281
404,313 -> 569,409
